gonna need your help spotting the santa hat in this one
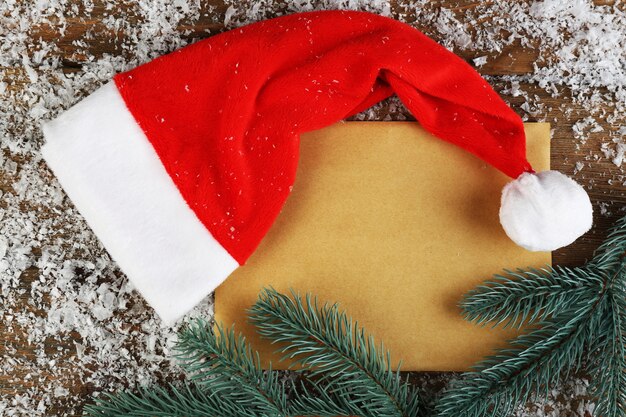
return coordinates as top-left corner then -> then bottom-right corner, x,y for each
41,10 -> 592,323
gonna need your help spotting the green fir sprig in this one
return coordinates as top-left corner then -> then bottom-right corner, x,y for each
437,215 -> 626,417
82,383 -> 252,416
250,288 -> 424,417
176,322 -> 290,416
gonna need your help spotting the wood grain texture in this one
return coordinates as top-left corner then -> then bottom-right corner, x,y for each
2,0 -> 624,415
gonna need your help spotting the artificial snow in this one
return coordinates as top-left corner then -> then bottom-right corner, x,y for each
1,0 -> 625,415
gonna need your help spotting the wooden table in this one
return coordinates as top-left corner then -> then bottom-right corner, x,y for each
2,1 -> 623,415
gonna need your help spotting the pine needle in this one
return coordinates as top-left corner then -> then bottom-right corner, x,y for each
461,266 -> 605,329
83,383 -> 250,417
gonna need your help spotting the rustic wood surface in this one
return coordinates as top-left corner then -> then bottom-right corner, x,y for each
2,0 -> 624,415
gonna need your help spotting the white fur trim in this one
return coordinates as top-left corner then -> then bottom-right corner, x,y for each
500,170 -> 593,252
41,81 -> 239,324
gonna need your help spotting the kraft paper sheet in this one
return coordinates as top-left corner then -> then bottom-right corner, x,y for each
215,121 -> 551,371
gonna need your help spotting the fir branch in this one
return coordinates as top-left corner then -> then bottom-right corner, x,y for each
445,214 -> 626,417
588,279 -> 626,417
176,320 -> 289,416
461,266 -> 605,329
288,378 -> 371,417
249,288 -> 423,417
83,383 -> 251,417
592,214 -> 626,270
437,298 -> 601,417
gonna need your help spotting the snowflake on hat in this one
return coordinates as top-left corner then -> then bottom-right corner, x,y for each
41,10 -> 592,324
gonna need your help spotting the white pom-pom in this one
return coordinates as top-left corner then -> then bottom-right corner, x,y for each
499,170 -> 593,252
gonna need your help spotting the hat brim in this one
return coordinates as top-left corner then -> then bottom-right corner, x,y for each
41,81 -> 239,324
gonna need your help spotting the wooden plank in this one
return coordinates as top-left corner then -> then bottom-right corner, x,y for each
22,0 -> 541,76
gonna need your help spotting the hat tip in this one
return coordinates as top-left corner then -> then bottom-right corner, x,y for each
499,170 -> 593,252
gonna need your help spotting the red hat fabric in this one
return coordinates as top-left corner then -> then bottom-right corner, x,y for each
41,10 -> 592,323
